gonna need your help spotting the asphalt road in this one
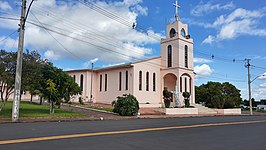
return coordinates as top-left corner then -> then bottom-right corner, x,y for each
0,116 -> 266,150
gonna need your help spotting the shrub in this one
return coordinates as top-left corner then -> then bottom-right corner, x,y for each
112,94 -> 139,116
163,88 -> 172,108
182,92 -> 190,107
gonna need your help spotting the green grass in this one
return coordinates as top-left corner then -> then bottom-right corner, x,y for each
70,103 -> 113,112
91,106 -> 113,112
0,101 -> 86,118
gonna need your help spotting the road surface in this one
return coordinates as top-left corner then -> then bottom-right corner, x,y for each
0,116 -> 266,150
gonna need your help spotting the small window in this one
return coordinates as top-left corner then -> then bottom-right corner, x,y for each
153,73 -> 156,91
73,75 -> 76,82
170,28 -> 176,38
185,45 -> 188,68
80,74 -> 84,91
119,72 -> 122,91
139,71 -> 142,91
168,45 -> 172,68
146,72 -> 149,91
125,71 -> 129,90
100,75 -> 102,92
105,74 -> 107,91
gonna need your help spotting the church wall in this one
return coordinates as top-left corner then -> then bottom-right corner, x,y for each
132,57 -> 162,107
68,70 -> 92,102
95,67 -> 133,104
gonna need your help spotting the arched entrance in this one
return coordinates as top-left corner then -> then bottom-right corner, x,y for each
163,73 -> 177,92
163,73 -> 178,107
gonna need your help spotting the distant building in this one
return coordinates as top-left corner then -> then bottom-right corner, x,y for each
66,4 -> 195,108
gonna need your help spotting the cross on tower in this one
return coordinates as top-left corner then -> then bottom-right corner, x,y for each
173,0 -> 180,20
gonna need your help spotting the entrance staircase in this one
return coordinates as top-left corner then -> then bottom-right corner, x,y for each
192,104 -> 218,115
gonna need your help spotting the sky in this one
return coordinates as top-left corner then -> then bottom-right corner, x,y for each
0,0 -> 266,101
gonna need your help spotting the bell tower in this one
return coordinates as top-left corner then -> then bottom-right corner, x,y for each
160,0 -> 195,106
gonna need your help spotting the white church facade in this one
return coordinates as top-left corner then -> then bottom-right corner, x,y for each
67,7 -> 195,108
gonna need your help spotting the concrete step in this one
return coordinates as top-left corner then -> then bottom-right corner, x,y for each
192,104 -> 218,115
139,108 -> 164,115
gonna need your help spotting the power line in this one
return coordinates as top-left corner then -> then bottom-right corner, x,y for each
30,12 -> 88,62
0,30 -> 18,43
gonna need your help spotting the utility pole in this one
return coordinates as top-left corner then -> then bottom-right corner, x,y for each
245,59 -> 252,115
12,0 -> 35,122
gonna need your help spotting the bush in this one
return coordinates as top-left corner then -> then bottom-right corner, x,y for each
112,94 -> 139,116
163,88 -> 172,108
182,92 -> 190,107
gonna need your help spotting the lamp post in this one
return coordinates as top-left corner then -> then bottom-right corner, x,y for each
90,62 -> 93,104
12,0 -> 36,122
248,74 -> 266,115
89,58 -> 98,105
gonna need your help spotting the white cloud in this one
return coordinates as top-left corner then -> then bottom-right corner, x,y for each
44,50 -> 60,60
194,64 -> 213,78
202,7 -> 266,44
241,88 -> 266,100
103,62 -> 126,68
83,58 -> 99,68
0,1 -> 12,11
259,83 -> 266,88
202,35 -> 215,44
194,58 -> 212,63
0,0 -> 158,64
191,1 -> 235,16
0,36 -> 18,49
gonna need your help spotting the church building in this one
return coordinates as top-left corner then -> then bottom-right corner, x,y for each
66,3 -> 195,108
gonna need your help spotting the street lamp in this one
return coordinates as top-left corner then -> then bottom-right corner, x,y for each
89,58 -> 98,105
12,0 -> 36,122
248,74 -> 266,115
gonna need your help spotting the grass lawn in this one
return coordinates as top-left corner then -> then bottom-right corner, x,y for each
71,103 -> 113,112
0,101 -> 87,118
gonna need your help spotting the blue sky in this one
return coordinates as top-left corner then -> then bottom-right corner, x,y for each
0,0 -> 266,100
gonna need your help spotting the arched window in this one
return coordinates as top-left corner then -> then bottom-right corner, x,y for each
169,28 -> 176,38
146,72 -> 149,91
181,28 -> 186,38
73,75 -> 76,82
185,45 -> 188,68
153,73 -> 156,91
168,45 -> 172,68
80,74 -> 84,91
139,71 -> 142,91
125,71 -> 129,90
180,77 -> 182,92
105,74 -> 107,91
185,77 -> 187,92
119,72 -> 122,91
99,75 -> 102,92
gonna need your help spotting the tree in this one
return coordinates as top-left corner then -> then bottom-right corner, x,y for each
39,62 -> 81,108
0,50 -> 16,103
196,82 -> 242,109
45,79 -> 58,114
0,49 -> 80,113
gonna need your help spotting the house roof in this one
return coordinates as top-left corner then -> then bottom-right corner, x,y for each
65,56 -> 161,73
